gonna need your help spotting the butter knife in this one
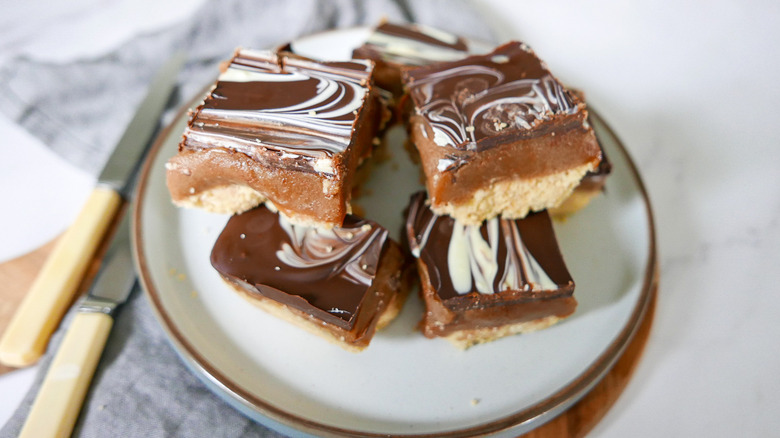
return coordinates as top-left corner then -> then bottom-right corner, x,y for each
18,210 -> 135,438
0,53 -> 184,367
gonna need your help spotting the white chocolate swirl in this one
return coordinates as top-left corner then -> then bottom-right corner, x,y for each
447,217 -> 557,295
406,192 -> 567,298
185,50 -> 372,163
207,66 -> 368,148
405,41 -> 580,154
275,216 -> 384,287
413,69 -> 576,150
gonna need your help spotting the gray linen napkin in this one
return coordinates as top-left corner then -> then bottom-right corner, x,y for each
0,1 -> 494,436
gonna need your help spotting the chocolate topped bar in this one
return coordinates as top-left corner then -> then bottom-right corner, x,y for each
211,205 -> 409,350
402,41 -> 602,224
353,22 -> 488,96
405,192 -> 576,348
354,22 -> 471,67
213,206 -> 388,328
167,49 -> 385,227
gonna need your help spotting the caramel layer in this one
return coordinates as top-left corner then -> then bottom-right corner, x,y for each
167,49 -> 384,226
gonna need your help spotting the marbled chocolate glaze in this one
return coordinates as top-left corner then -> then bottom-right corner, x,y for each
182,50 -> 373,172
406,192 -> 573,302
211,205 -> 390,329
403,42 -> 582,155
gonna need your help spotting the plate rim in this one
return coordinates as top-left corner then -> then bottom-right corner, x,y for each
132,29 -> 658,438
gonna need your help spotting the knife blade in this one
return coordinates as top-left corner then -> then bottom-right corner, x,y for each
98,52 -> 186,193
0,53 -> 184,367
18,210 -> 135,438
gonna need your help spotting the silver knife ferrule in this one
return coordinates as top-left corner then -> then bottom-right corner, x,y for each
77,209 -> 136,318
95,179 -> 125,194
78,296 -> 122,316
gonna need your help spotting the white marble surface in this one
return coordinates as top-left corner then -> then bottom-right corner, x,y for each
2,0 -> 780,436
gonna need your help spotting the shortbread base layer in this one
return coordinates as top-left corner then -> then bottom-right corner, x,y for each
443,315 -> 564,350
432,162 -> 596,225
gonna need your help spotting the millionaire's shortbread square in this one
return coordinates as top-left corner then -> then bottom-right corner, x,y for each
166,49 -> 385,228
402,41 -> 602,224
352,21 -> 482,96
211,205 -> 410,352
405,192 -> 576,349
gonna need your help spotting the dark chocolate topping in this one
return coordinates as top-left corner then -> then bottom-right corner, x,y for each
211,205 -> 390,330
405,192 -> 573,304
403,41 -> 584,155
182,49 -> 374,169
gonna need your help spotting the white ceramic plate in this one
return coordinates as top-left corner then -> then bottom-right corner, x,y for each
133,28 -> 656,437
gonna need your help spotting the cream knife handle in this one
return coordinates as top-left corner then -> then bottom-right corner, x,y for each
0,186 -> 121,367
19,312 -> 113,438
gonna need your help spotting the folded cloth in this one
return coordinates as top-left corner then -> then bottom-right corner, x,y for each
0,1 -> 494,436
0,0 -> 494,176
